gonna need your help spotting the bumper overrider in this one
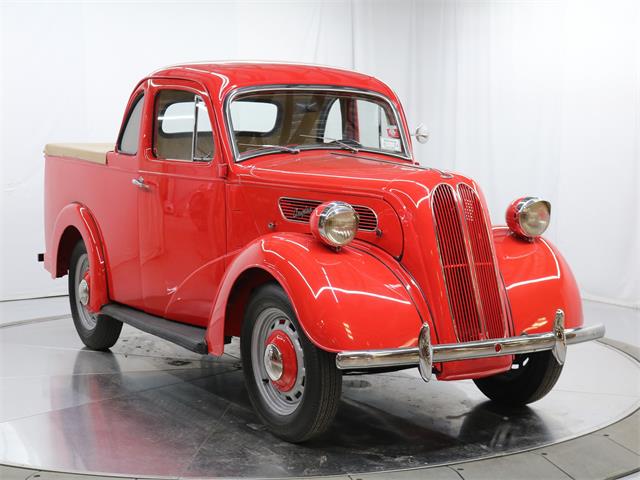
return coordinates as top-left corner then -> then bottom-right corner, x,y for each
335,310 -> 606,382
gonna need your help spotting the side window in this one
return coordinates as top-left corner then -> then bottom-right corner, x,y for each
154,89 -> 214,161
118,94 -> 144,155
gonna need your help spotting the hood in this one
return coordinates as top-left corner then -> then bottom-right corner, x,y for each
235,150 -> 478,205
236,151 -> 426,194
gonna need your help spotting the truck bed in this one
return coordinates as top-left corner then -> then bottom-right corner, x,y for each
44,143 -> 114,165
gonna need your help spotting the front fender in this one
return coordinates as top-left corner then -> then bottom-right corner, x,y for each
206,233 -> 424,356
49,203 -> 109,312
493,227 -> 583,335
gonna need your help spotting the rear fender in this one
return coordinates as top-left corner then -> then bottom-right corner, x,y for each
205,233 -> 424,356
49,203 -> 109,312
493,227 -> 583,335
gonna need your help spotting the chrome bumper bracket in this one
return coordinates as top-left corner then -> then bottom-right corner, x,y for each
551,309 -> 567,365
418,322 -> 433,382
336,309 -> 605,381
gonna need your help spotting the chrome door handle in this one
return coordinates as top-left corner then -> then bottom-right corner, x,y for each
132,176 -> 149,190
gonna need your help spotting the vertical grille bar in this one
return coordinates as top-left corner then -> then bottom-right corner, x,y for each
458,184 -> 507,339
432,184 -> 482,342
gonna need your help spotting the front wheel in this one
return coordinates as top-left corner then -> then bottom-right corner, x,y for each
69,241 -> 122,350
474,350 -> 563,406
241,283 -> 342,442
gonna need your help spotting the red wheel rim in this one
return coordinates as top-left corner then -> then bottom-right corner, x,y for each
264,331 -> 298,392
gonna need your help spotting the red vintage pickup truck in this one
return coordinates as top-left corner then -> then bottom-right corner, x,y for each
43,62 -> 604,442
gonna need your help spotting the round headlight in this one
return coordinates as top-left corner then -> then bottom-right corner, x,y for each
506,197 -> 551,238
310,201 -> 359,248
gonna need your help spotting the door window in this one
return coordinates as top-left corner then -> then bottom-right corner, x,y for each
154,89 -> 214,161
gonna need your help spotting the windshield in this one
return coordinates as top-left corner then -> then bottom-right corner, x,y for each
228,89 -> 408,161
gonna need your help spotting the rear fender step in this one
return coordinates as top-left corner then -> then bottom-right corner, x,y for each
101,303 -> 208,354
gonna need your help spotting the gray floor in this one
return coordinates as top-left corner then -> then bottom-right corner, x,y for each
0,295 -> 70,327
581,299 -> 640,347
0,297 -> 638,479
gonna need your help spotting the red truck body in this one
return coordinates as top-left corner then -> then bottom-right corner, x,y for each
43,62 -> 602,441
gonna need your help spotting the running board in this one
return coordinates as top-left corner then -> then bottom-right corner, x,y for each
101,304 -> 208,354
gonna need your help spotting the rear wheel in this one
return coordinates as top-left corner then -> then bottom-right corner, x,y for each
69,241 -> 122,350
474,350 -> 563,405
241,283 -> 342,442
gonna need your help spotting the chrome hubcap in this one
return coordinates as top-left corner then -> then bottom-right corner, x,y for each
264,344 -> 284,381
74,253 -> 97,331
78,279 -> 89,306
251,307 -> 305,416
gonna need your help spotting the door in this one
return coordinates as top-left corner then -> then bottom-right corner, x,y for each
101,89 -> 145,308
136,79 -> 227,326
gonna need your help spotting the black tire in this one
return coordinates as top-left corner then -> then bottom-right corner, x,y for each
69,241 -> 122,350
474,350 -> 563,406
241,283 -> 342,442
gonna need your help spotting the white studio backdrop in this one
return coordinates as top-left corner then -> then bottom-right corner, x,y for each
1,0 -> 638,308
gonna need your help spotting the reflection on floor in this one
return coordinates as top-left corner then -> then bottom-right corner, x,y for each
0,299 -> 638,478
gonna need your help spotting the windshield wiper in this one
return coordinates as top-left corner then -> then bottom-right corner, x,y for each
238,143 -> 300,154
298,135 -> 360,153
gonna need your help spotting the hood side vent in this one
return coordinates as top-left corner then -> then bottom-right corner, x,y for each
354,205 -> 377,231
278,197 -> 378,232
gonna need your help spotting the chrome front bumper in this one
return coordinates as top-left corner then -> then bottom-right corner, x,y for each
335,310 -> 606,382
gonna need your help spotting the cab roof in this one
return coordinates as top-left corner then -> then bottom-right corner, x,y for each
150,61 -> 397,102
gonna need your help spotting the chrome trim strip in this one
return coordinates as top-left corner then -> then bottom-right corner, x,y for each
335,320 -> 605,376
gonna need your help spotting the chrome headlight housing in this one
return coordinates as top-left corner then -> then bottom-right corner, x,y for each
506,197 -> 551,238
311,201 -> 359,248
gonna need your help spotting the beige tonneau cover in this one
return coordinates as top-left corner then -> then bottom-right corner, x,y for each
44,143 -> 114,165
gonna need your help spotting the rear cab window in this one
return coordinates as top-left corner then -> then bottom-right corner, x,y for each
117,94 -> 144,155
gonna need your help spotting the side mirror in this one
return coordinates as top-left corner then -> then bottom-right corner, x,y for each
413,124 -> 430,144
